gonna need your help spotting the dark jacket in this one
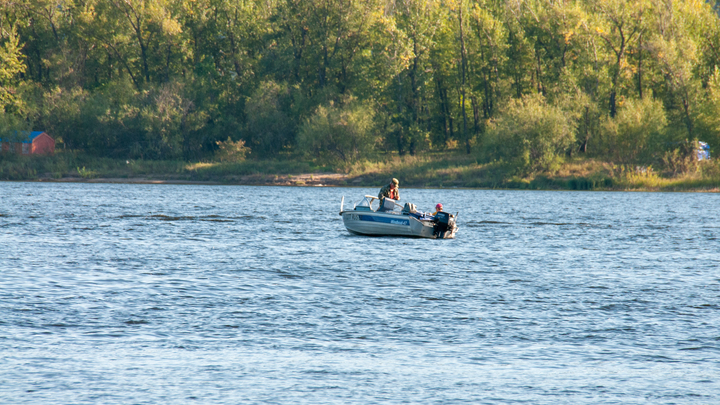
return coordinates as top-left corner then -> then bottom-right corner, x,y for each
378,183 -> 399,202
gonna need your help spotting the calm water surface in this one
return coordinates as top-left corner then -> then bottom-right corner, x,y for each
1,182 -> 719,404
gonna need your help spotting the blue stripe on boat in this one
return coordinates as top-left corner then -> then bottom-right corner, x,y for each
358,215 -> 409,226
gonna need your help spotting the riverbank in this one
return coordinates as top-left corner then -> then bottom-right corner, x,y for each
41,172 -> 349,187
31,172 -> 720,192
3,152 -> 720,191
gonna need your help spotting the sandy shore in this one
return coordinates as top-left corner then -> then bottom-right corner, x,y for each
39,173 -> 360,187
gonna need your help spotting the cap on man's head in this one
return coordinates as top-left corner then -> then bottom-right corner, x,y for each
392,178 -> 399,185
435,203 -> 443,210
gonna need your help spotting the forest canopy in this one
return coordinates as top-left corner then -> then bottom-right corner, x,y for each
1,0 -> 720,170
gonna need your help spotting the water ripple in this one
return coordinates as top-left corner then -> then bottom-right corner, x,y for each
1,184 -> 719,404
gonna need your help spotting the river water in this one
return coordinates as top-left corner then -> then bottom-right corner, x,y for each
1,182 -> 718,404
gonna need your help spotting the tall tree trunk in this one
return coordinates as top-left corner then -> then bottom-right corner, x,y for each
471,95 -> 480,136
637,33 -> 643,99
609,48 -> 623,118
396,74 -> 405,155
682,97 -> 693,138
411,39 -> 419,124
580,106 -> 590,153
458,4 -> 470,154
535,51 -> 544,96
165,43 -> 172,82
433,62 -> 453,146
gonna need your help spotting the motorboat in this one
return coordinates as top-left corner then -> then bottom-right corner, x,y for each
339,195 -> 458,239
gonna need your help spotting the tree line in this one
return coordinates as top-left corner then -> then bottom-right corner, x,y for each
1,0 -> 719,172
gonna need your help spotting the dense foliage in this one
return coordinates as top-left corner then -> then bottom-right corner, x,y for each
1,0 -> 719,172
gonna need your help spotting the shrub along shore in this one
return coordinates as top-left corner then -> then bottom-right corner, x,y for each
2,152 -> 719,192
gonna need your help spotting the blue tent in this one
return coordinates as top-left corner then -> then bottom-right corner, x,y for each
0,131 -> 46,143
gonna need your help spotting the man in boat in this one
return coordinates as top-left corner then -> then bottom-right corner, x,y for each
431,203 -> 455,238
377,178 -> 400,211
432,203 -> 455,218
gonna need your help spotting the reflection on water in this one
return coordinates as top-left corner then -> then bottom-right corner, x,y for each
1,182 -> 719,404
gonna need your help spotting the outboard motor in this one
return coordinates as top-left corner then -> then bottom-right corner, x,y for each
433,212 -> 452,238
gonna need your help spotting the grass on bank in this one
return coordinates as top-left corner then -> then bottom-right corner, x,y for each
346,153 -> 720,191
1,150 -> 719,191
0,151 -> 333,181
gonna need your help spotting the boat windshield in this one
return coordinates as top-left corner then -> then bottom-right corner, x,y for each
354,196 -> 375,211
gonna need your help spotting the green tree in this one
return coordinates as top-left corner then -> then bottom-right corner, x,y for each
386,0 -> 444,155
484,93 -> 574,172
0,24 -> 26,111
297,97 -> 377,164
696,67 -> 720,152
647,0 -> 716,141
243,81 -> 295,157
91,0 -> 182,88
502,0 -> 535,99
590,0 -> 647,117
598,96 -> 666,164
469,0 -> 507,121
214,137 -> 249,162
274,0 -> 379,93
